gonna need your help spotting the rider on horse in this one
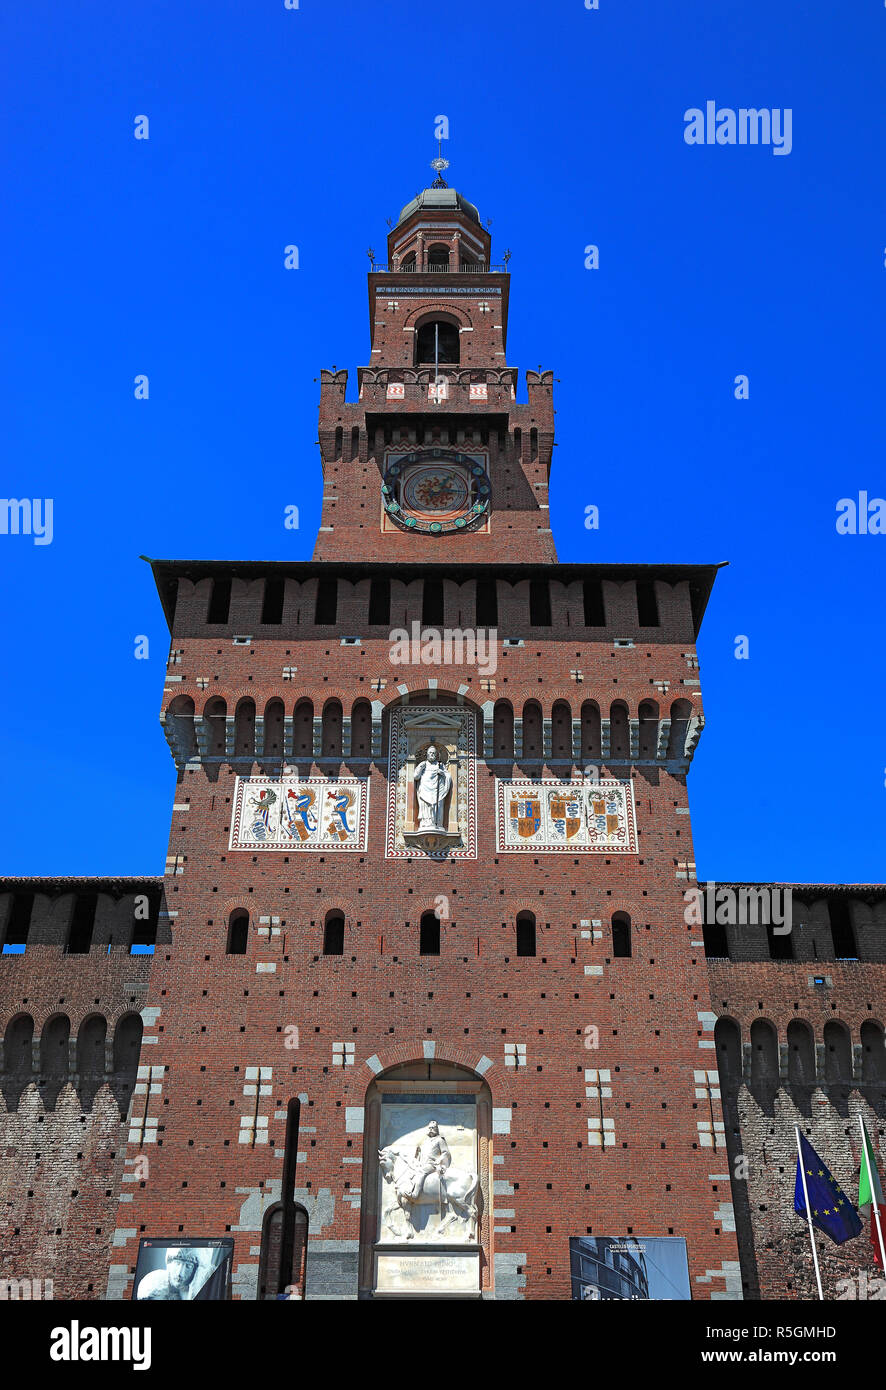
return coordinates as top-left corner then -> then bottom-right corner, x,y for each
406,1120 -> 451,1199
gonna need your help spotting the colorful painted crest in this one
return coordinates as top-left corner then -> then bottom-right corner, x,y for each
548,791 -> 583,841
509,795 -> 542,840
249,787 -> 278,841
325,788 -> 356,842
230,777 -> 368,852
281,787 -> 316,843
496,778 -> 637,854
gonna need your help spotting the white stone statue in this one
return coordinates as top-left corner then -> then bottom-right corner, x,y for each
413,744 -> 452,830
378,1121 -> 479,1243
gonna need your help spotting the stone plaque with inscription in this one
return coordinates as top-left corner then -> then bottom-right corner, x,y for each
375,1247 -> 480,1296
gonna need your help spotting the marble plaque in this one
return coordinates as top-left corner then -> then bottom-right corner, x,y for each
374,1249 -> 480,1295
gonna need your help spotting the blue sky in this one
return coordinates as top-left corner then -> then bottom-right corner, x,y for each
1,1 -> 884,881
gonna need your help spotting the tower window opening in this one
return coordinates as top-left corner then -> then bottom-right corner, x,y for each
226,910 -> 249,955
415,320 -> 459,365
323,913 -> 345,956
314,579 -> 338,625
827,898 -> 857,959
3,893 -> 34,952
419,912 -> 440,956
476,578 -> 498,627
583,579 -> 605,627
262,578 -> 285,625
636,581 -> 660,627
612,912 -> 631,958
529,579 -> 551,627
207,578 -> 232,625
368,578 -> 391,626
766,920 -> 793,960
516,912 -> 536,957
422,578 -> 445,626
67,893 -> 97,955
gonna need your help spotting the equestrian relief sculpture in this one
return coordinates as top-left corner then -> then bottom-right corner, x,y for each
378,1121 -> 479,1242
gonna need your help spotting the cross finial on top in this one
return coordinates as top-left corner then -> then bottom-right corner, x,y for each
430,137 -> 449,188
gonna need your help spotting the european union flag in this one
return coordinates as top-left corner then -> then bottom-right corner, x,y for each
794,1132 -> 863,1244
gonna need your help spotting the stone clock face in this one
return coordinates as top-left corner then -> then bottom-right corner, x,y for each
382,449 -> 491,535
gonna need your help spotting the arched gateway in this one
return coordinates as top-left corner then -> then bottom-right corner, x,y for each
358,1059 -> 492,1298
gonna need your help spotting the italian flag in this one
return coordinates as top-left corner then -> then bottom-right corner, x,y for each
858,1117 -> 886,1270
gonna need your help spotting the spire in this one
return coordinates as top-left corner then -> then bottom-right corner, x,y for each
430,138 -> 449,189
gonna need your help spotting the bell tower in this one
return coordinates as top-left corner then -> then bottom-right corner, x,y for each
315,164 -> 556,563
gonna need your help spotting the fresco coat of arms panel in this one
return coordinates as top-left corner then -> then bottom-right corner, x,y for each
496,778 -> 637,854
229,776 -> 369,852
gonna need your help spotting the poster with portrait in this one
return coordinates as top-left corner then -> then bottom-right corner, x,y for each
132,1238 -> 234,1301
569,1236 -> 691,1300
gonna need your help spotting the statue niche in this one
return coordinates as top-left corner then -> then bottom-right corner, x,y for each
386,703 -> 477,860
401,718 -> 461,854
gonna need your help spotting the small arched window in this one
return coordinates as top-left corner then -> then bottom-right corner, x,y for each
612,912 -> 631,958
323,912 -> 345,956
227,910 -> 249,955
516,911 -> 536,958
426,243 -> 450,269
419,911 -> 440,956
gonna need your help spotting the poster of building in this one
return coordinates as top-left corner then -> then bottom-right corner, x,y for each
569,1237 -> 692,1300
132,1238 -> 234,1301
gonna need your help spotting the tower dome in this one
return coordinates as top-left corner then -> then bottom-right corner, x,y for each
394,186 -> 481,228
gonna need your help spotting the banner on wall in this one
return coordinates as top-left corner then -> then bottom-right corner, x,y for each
131,1238 -> 234,1301
569,1236 -> 691,1301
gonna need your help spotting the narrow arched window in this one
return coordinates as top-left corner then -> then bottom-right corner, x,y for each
227,910 -> 249,955
516,911 -> 536,957
612,912 -> 631,958
323,912 -> 345,956
419,911 -> 440,956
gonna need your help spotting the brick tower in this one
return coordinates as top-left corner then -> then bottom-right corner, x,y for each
105,170 -> 742,1301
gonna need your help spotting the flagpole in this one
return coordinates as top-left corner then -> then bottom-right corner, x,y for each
795,1126 -> 825,1300
859,1114 -> 886,1275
